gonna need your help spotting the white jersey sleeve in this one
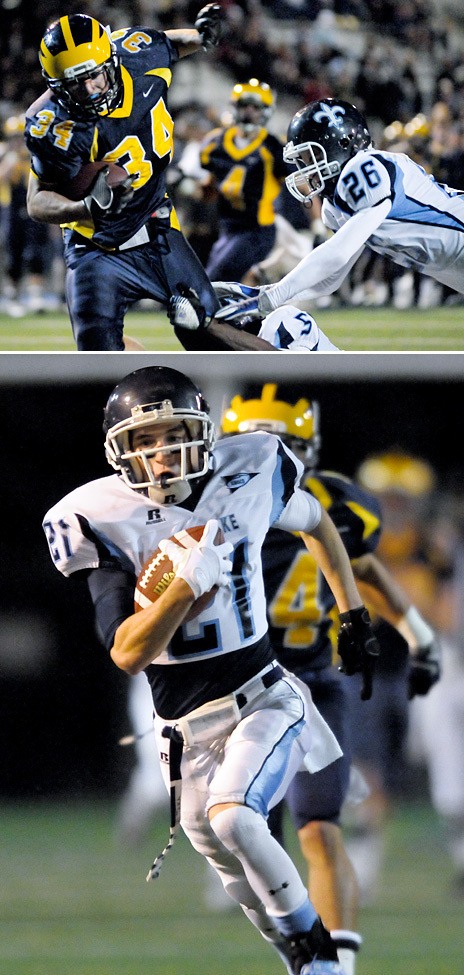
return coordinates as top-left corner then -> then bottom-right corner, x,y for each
265,198 -> 391,307
274,485 -> 322,532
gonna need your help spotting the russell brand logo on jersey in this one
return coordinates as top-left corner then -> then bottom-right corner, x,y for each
146,508 -> 166,524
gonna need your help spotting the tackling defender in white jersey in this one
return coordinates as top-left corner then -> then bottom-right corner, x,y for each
43,366 -> 379,975
215,98 -> 464,322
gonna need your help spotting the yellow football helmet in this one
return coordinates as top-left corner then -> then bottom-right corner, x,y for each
356,450 -> 435,497
230,78 -> 274,131
39,14 -> 122,119
357,450 -> 436,562
221,383 -> 320,467
3,114 -> 25,138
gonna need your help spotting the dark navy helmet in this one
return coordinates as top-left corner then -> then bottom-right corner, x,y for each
284,99 -> 372,203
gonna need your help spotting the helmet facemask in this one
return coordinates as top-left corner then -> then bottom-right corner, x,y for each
284,140 -> 341,203
233,95 -> 272,134
46,54 -> 121,120
105,400 -> 215,505
230,80 -> 274,135
280,430 -> 321,472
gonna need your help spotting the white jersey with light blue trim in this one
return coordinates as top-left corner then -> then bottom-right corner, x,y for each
325,148 -> 464,288
43,432 -> 321,665
258,305 -> 339,351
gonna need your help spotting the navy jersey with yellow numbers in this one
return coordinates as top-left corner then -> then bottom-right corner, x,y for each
200,125 -> 288,229
25,27 -> 180,250
263,470 -> 382,673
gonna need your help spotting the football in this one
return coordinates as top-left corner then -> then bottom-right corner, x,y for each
134,524 -> 225,622
63,160 -> 129,201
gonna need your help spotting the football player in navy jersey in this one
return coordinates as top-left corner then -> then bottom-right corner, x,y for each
199,79 -> 289,281
43,365 -> 382,975
220,384 -> 441,975
217,98 -> 464,325
25,9 -> 223,350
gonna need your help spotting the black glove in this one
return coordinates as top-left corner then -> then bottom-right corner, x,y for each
168,284 -> 209,330
338,606 -> 380,701
194,3 -> 223,50
83,166 -> 135,220
408,636 -> 442,698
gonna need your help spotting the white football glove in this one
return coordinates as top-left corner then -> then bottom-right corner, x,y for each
83,166 -> 135,218
158,519 -> 233,600
168,285 -> 208,330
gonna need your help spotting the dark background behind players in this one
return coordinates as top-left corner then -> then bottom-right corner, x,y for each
1,364 -> 463,800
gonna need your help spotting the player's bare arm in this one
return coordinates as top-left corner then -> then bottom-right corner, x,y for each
111,576 -> 196,674
300,507 -> 363,614
164,28 -> 207,57
112,518 -> 233,674
175,318 -> 278,351
166,4 -> 223,57
352,550 -> 441,695
27,171 -> 88,223
164,27 -> 205,59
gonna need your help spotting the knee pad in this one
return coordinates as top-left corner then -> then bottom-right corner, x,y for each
209,804 -> 262,854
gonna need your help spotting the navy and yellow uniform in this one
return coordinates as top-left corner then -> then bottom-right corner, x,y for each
2,134 -> 50,285
264,470 -> 382,831
200,124 -> 288,280
25,24 -> 218,350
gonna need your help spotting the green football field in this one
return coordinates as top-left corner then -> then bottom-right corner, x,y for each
1,799 -> 462,975
0,305 -> 463,351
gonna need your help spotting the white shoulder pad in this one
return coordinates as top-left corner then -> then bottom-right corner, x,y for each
337,151 -> 392,213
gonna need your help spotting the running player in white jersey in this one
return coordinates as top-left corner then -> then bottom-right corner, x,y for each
212,99 -> 464,321
43,365 -> 379,975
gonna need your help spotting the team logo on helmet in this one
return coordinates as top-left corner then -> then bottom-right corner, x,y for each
313,103 -> 347,127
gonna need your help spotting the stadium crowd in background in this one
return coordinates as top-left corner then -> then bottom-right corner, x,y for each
1,0 -> 464,315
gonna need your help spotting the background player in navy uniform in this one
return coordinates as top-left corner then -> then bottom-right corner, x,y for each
24,9 -> 223,351
218,98 -> 464,322
344,450 -> 446,903
42,365 -> 381,975
199,79 -> 288,282
221,384 -> 441,975
0,114 -> 54,316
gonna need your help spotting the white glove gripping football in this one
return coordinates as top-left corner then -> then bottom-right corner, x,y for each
158,519 -> 233,600
83,166 -> 135,219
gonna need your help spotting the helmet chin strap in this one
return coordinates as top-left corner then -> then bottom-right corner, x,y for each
147,479 -> 192,505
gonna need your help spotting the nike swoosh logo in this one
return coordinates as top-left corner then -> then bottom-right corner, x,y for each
143,83 -> 154,98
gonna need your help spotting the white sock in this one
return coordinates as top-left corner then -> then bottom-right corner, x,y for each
331,929 -> 363,975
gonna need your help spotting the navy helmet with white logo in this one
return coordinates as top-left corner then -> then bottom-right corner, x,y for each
284,99 -> 372,203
